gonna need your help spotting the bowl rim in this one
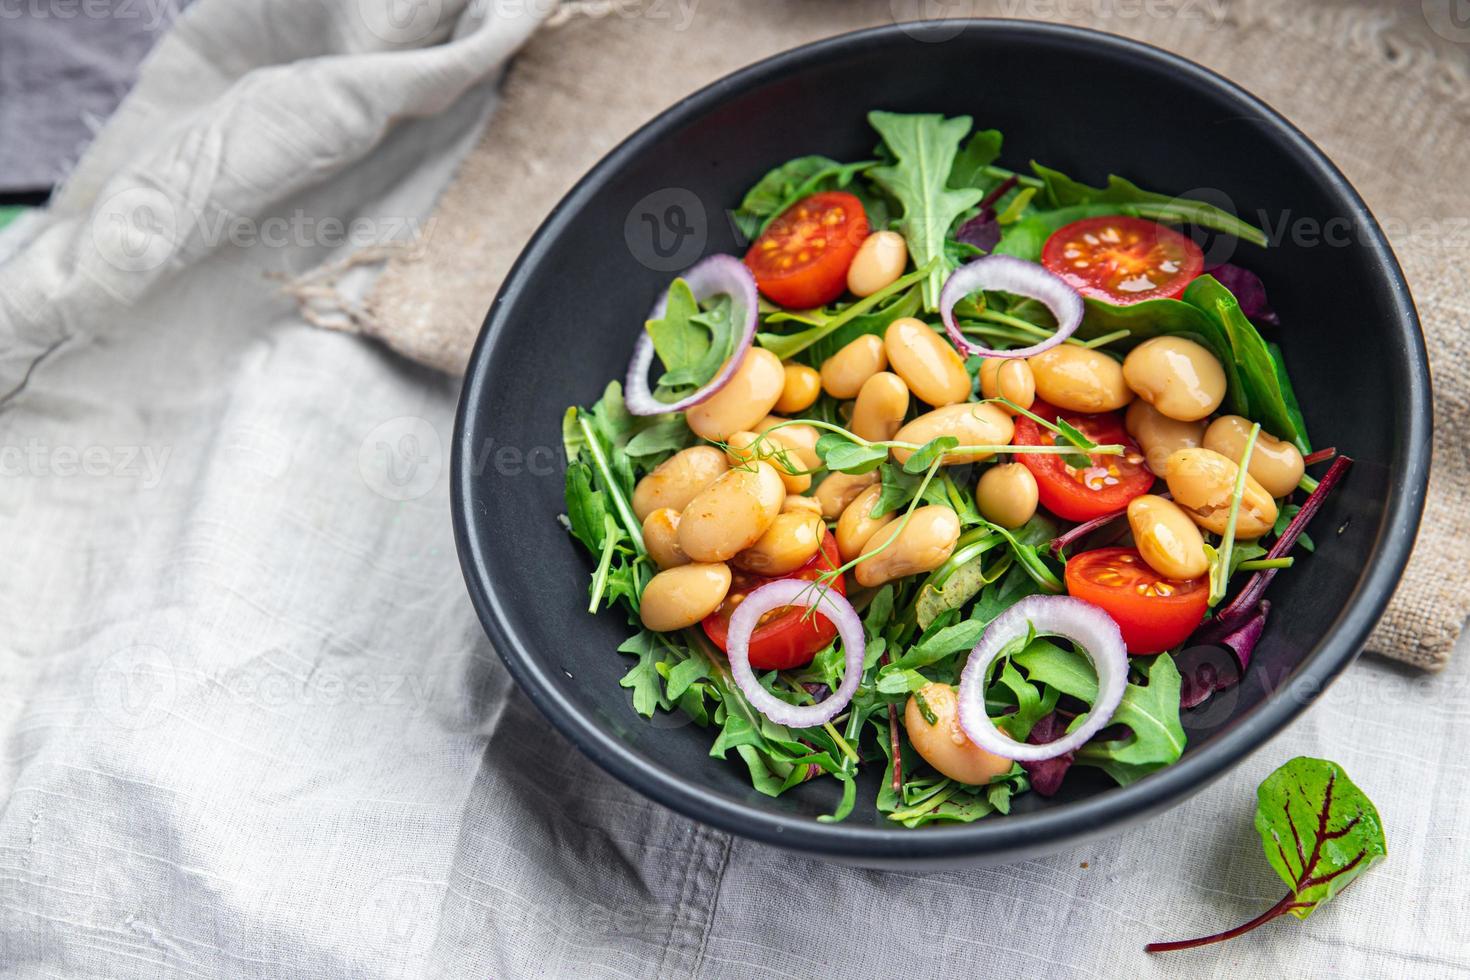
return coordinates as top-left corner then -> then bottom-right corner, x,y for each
452,18 -> 1431,862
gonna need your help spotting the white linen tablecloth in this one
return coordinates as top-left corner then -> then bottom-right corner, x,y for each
0,2 -> 1466,976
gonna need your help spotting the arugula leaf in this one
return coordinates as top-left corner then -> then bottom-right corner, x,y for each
1031,162 -> 1268,246
623,415 -> 694,462
1148,757 -> 1387,953
563,463 -> 609,553
864,584 -> 896,639
1076,654 -> 1186,784
969,561 -> 1044,627
992,660 -> 1059,741
876,668 -> 934,695
867,111 -> 985,310
803,285 -> 924,366
618,630 -> 671,718
886,619 -> 986,672
756,263 -> 933,360
644,280 -> 737,400
1013,637 -> 1099,703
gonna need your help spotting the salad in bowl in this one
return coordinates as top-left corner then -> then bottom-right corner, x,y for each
559,110 -> 1349,827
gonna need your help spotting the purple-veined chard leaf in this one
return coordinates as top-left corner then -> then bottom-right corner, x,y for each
1148,757 -> 1387,953
1255,756 -> 1387,918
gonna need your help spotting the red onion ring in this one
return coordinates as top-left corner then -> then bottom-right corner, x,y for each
725,579 -> 865,729
957,595 -> 1127,761
624,254 -> 759,416
940,255 -> 1084,359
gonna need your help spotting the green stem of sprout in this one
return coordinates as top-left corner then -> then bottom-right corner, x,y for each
577,412 -> 646,554
1210,421 -> 1261,606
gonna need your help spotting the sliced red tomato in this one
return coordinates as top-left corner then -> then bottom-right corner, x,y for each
702,531 -> 845,671
1014,400 -> 1155,522
744,191 -> 869,309
1041,216 -> 1204,305
1065,547 -> 1208,655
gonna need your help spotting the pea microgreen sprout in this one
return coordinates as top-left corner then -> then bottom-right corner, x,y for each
995,396 -> 1121,468
1208,420 -> 1262,607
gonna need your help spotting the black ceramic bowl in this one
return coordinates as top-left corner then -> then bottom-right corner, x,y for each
453,21 -> 1430,866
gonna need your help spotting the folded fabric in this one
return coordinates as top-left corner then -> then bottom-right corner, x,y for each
337,0 -> 1470,670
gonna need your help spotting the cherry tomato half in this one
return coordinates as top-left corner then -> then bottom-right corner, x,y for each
1014,400 -> 1155,522
702,531 -> 845,671
744,191 -> 869,309
1066,547 -> 1208,654
1041,216 -> 1204,305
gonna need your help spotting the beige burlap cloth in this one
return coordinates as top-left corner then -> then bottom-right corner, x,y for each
302,0 -> 1470,669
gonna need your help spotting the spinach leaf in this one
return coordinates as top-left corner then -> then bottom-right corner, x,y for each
867,111 -> 985,310
1031,162 -> 1268,246
1077,276 -> 1312,452
949,128 -> 1004,189
1182,276 -> 1311,452
1076,654 -> 1186,784
993,203 -> 1156,262
1148,757 -> 1387,952
731,154 -> 876,239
